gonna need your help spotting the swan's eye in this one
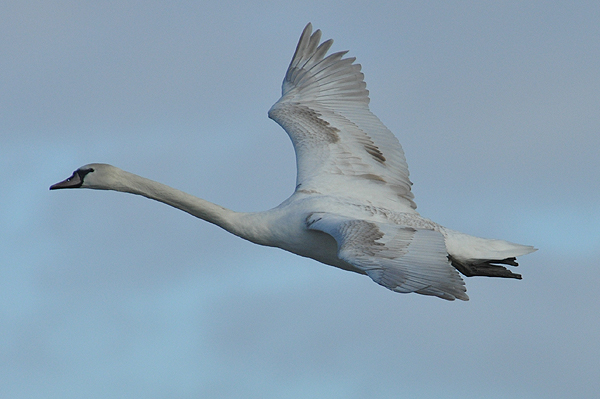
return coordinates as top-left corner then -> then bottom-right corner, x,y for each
76,168 -> 94,180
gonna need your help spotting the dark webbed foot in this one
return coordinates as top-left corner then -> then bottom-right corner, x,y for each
449,256 -> 522,279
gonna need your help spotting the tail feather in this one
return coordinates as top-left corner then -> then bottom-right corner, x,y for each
442,229 -> 537,279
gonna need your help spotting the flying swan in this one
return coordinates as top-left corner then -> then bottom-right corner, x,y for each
51,23 -> 536,300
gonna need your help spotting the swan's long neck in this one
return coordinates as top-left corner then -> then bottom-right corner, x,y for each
104,168 -> 267,243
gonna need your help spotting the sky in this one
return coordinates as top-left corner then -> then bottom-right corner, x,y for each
1,1 -> 599,398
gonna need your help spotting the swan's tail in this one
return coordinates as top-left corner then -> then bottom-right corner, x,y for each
442,229 -> 537,279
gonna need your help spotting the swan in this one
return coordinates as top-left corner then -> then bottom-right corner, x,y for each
50,23 -> 536,301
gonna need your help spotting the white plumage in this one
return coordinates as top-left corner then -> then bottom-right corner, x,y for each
51,23 -> 536,301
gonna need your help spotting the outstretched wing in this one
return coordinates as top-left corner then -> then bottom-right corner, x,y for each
307,213 -> 468,301
269,23 -> 416,212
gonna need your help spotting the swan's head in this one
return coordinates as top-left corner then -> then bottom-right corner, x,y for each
50,163 -> 119,190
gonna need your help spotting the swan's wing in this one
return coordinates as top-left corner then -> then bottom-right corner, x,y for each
307,213 -> 468,301
269,23 -> 416,212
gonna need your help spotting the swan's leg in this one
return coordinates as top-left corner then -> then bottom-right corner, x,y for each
449,256 -> 522,279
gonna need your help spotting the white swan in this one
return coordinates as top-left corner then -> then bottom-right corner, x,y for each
50,23 -> 536,300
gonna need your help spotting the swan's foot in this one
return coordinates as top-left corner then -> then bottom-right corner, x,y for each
449,256 -> 522,279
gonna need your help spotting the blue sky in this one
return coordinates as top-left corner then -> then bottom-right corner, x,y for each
2,1 -> 599,398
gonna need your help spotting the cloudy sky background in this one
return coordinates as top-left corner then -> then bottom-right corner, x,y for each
2,1 -> 599,398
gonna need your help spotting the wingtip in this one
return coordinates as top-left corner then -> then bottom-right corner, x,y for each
301,23 -> 312,40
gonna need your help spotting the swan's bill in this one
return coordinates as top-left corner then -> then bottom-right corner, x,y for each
49,168 -> 94,190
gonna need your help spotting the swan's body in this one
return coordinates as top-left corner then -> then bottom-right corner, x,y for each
51,24 -> 536,301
